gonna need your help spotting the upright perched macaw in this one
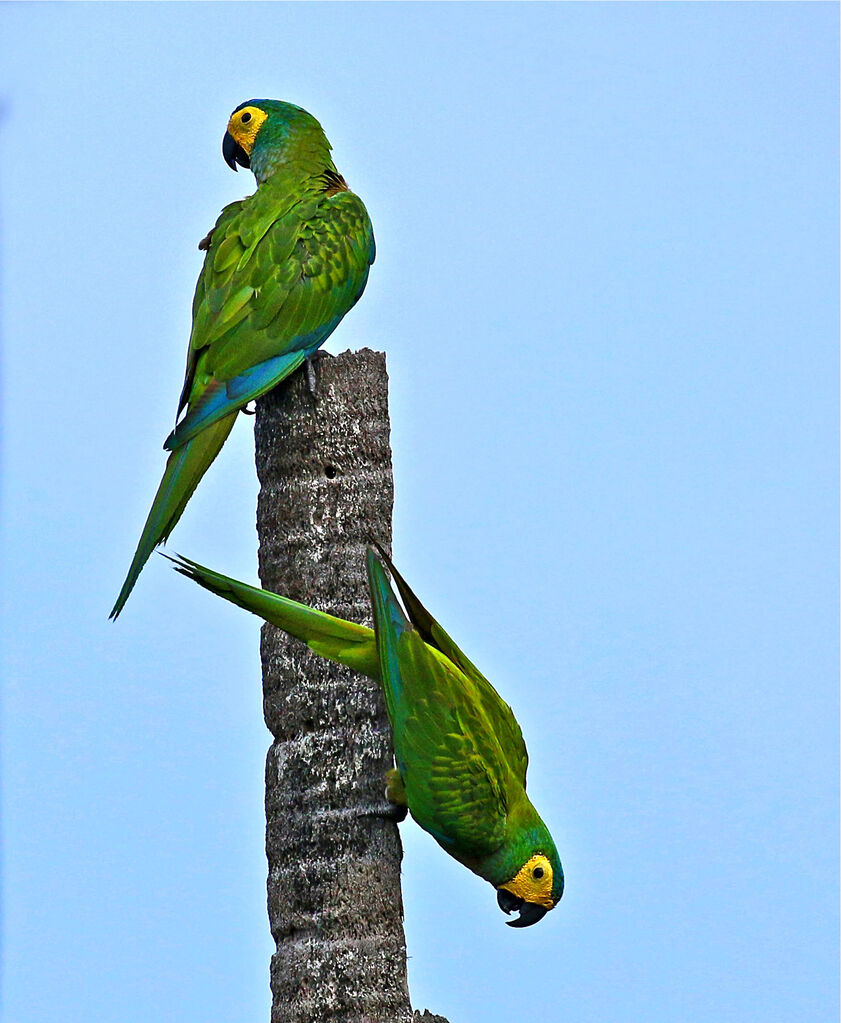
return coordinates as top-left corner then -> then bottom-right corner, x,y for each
110,100 -> 374,618
169,547 -> 564,927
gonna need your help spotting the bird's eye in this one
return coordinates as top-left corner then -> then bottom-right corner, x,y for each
240,111 -> 252,124
532,866 -> 544,879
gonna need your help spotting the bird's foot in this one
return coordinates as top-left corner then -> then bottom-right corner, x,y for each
383,768 -> 408,821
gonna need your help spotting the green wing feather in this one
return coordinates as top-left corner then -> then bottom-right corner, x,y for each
167,185 -> 374,447
112,174 -> 374,617
366,551 -> 511,859
373,544 -> 529,787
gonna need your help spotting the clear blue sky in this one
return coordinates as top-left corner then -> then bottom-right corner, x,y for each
1,4 -> 837,1021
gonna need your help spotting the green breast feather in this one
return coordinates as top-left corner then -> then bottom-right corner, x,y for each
169,546 -> 564,927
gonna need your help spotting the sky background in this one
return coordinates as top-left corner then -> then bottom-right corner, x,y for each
1,3 -> 838,1022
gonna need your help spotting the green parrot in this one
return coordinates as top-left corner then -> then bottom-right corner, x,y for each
168,546 -> 564,927
110,100 -> 374,618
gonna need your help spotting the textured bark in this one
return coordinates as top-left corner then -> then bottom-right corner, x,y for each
255,350 -> 449,1023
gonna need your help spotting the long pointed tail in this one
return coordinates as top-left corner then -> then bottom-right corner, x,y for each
110,413 -> 237,619
166,553 -> 380,680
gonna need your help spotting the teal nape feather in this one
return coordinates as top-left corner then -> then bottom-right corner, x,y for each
110,100 -> 375,618
168,546 -> 564,927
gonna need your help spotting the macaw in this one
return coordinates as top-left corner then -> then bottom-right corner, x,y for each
111,100 -> 374,617
169,546 -> 564,927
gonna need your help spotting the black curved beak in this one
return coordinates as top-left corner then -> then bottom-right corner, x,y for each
222,131 -> 250,172
496,888 -> 549,928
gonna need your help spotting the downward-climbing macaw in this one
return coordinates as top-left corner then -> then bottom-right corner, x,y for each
111,100 -> 374,618
169,546 -> 564,927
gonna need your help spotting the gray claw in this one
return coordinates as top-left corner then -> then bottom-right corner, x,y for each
305,357 -> 318,398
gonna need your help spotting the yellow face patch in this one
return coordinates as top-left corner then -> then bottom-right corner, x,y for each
499,854 -> 555,910
226,105 -> 269,155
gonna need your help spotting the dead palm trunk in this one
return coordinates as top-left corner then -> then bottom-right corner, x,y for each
255,350 -> 449,1023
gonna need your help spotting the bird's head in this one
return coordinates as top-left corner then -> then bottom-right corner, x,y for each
222,99 -> 330,182
496,845 -> 564,928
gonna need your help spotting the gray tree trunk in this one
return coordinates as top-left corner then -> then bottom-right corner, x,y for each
255,350 -> 449,1023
